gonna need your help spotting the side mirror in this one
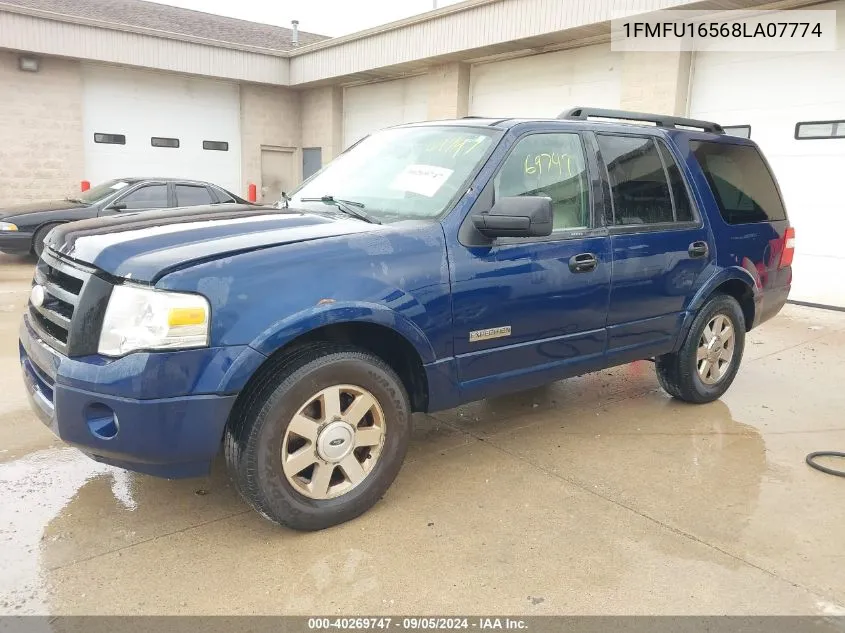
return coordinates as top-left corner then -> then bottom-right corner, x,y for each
471,196 -> 553,239
109,203 -> 127,212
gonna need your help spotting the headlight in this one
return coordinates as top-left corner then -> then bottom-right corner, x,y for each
0,222 -> 18,231
98,285 -> 210,356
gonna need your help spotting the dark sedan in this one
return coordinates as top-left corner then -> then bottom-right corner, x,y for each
0,178 -> 249,257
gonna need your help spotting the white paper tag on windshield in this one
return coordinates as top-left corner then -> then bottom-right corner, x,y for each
389,164 -> 453,197
110,181 -> 129,190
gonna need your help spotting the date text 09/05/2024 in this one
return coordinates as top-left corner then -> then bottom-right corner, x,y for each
307,617 -> 528,630
622,21 -> 822,38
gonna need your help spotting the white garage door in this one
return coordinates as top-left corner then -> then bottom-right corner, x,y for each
82,64 -> 242,195
343,76 -> 429,149
469,44 -> 622,118
689,2 -> 845,308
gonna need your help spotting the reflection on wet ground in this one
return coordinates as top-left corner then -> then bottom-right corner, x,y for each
1,254 -> 844,614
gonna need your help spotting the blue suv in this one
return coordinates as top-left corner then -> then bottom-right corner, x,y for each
19,107 -> 794,530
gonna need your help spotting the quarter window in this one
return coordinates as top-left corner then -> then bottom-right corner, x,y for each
597,135 -> 685,226
690,141 -> 787,224
494,133 -> 590,232
120,184 -> 169,210
175,185 -> 214,206
212,187 -> 236,203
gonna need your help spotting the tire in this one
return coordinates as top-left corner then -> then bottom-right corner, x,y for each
32,223 -> 59,258
224,343 -> 411,531
655,294 -> 746,404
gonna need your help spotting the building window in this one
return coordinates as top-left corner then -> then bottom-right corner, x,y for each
203,140 -> 229,151
151,137 -> 180,148
94,133 -> 126,145
302,147 -> 322,180
723,125 -> 751,139
795,120 -> 845,139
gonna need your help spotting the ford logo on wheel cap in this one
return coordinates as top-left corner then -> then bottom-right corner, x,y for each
329,438 -> 345,446
30,284 -> 45,308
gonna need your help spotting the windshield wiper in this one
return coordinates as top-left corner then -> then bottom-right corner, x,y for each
65,197 -> 84,203
299,195 -> 381,225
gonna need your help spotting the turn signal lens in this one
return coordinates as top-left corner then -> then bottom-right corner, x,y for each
168,307 -> 207,327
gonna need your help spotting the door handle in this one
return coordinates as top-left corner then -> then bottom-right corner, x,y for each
688,241 -> 709,258
569,253 -> 598,273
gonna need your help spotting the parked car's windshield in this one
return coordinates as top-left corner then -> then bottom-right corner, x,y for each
72,179 -> 133,204
289,126 -> 500,222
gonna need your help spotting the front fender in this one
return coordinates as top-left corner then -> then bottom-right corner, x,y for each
249,301 -> 438,364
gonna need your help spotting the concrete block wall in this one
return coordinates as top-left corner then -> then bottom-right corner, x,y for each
0,52 -> 84,206
301,86 -> 343,163
620,51 -> 692,115
427,62 -> 470,121
240,83 -> 301,201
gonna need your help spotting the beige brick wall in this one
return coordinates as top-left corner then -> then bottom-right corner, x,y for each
301,86 -> 343,163
239,83 -> 301,202
427,62 -> 470,120
0,52 -> 84,206
620,51 -> 692,115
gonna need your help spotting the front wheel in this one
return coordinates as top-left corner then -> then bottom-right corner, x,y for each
32,223 -> 60,258
224,344 -> 411,531
655,294 -> 746,404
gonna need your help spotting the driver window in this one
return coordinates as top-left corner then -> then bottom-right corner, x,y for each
494,133 -> 590,231
120,184 -> 169,210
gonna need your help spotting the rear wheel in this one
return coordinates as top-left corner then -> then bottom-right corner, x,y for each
32,223 -> 59,258
224,344 -> 411,531
655,294 -> 745,404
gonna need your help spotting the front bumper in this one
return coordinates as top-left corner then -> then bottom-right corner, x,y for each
19,313 -> 261,478
0,231 -> 33,254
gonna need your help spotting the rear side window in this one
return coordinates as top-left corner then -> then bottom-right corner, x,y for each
175,185 -> 214,206
597,135 -> 694,226
690,141 -> 786,224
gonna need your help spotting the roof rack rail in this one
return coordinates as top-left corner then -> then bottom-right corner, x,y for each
559,107 -> 724,134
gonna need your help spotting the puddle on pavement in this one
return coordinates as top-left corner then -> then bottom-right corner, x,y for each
0,448 -> 131,614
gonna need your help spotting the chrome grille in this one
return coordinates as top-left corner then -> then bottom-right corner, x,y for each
30,251 -> 91,354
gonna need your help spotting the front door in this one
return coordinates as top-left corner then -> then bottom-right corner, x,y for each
447,129 -> 611,402
593,132 -> 713,362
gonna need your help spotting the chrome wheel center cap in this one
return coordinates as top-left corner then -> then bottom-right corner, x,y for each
316,421 -> 355,463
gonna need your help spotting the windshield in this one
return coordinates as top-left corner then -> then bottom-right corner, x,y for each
289,126 -> 499,222
72,179 -> 132,204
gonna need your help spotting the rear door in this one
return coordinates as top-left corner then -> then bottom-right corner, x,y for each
594,132 -> 713,363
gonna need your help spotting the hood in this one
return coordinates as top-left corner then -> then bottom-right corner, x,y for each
46,204 -> 382,282
1,199 -> 87,218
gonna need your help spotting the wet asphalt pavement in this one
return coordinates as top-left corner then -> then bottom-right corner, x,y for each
1,252 -> 844,615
